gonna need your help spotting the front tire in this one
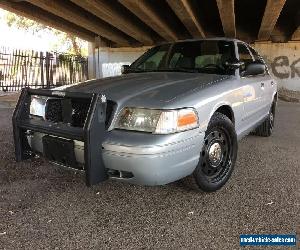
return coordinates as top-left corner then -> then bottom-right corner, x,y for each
193,112 -> 237,192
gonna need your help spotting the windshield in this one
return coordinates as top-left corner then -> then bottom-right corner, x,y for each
130,40 -> 236,75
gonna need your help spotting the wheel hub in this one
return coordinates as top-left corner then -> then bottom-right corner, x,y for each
208,142 -> 222,166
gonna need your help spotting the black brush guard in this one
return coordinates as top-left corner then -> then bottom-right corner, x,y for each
12,88 -> 108,186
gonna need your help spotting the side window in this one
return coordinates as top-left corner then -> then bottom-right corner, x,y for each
248,46 -> 267,74
237,43 -> 254,72
248,46 -> 262,62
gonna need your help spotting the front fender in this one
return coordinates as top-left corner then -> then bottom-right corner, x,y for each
196,100 -> 235,133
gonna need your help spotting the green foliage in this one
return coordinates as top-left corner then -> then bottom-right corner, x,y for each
3,12 -> 87,56
5,12 -> 52,35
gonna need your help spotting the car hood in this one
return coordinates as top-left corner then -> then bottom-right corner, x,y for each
61,72 -> 230,107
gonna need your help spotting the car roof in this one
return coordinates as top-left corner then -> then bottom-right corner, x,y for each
158,37 -> 248,46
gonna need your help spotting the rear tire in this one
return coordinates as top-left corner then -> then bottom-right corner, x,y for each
254,103 -> 276,137
193,112 -> 237,192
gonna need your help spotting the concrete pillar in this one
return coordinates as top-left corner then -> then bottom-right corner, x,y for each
88,42 -> 96,79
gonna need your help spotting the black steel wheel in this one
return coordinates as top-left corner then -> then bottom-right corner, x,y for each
194,112 -> 237,192
254,102 -> 276,137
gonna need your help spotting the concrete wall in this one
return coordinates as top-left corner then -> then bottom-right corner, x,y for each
91,46 -> 148,79
88,41 -> 300,91
253,41 -> 300,91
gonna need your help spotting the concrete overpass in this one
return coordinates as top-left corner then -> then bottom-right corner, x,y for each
0,0 -> 299,90
1,0 -> 299,45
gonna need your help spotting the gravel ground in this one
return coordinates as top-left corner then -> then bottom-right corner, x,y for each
0,100 -> 299,249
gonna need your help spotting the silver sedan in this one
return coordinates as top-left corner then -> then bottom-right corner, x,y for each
15,38 -> 277,192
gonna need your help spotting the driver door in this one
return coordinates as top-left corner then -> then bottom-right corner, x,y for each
238,43 -> 266,128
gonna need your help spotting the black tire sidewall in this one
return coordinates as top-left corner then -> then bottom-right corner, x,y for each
194,112 -> 238,192
269,103 -> 276,134
256,104 -> 276,137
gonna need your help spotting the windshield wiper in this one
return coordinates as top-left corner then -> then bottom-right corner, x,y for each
127,68 -> 200,73
150,68 -> 199,73
126,68 -> 146,73
166,68 -> 200,73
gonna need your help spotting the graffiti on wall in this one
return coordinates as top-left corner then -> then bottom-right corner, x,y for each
270,56 -> 300,79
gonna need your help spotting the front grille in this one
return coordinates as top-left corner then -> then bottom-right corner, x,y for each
71,99 -> 91,127
45,98 -> 116,128
45,98 -> 90,127
45,99 -> 63,123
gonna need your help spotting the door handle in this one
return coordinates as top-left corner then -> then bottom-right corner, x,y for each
261,82 -> 265,88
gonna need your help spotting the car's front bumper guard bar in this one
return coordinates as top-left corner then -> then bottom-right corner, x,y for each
12,88 -> 108,186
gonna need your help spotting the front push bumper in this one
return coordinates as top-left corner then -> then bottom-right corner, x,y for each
12,88 -> 108,186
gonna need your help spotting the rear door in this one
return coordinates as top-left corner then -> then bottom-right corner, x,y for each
237,43 -> 266,127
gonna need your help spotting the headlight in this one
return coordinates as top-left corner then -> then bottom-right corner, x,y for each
115,107 -> 198,134
155,108 -> 199,134
116,108 -> 161,133
30,96 -> 47,119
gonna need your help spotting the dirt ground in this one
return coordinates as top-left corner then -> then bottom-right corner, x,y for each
0,100 -> 299,249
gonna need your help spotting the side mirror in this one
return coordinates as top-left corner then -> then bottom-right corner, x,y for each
225,60 -> 245,69
121,65 -> 130,74
243,62 -> 265,76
